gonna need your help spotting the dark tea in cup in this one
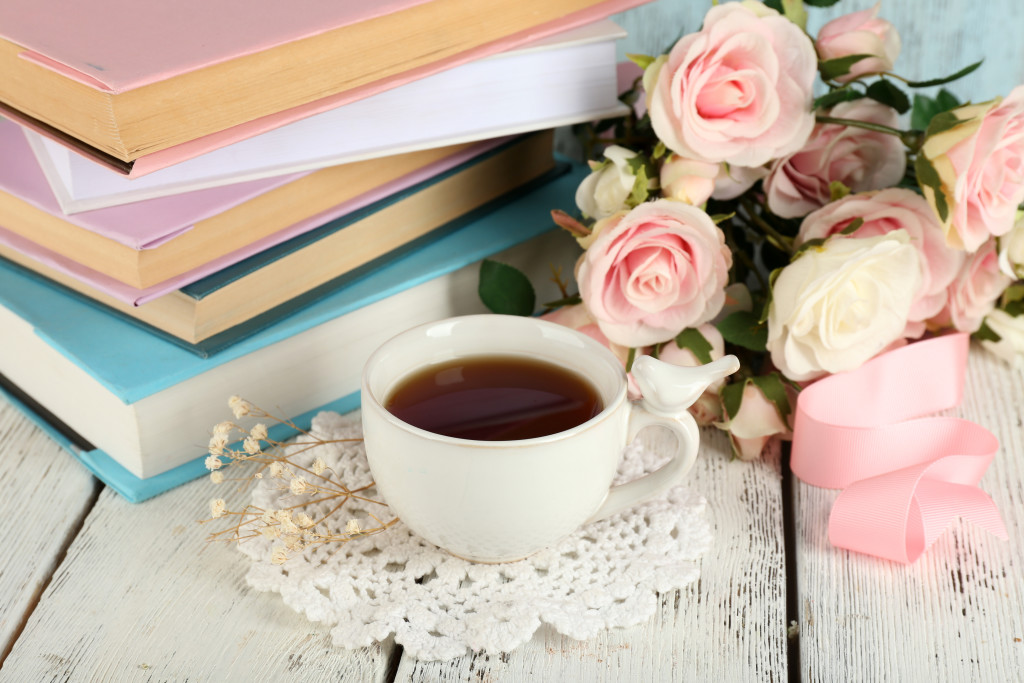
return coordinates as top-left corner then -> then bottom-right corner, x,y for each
384,355 -> 603,441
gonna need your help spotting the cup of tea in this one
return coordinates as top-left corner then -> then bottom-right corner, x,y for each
361,314 -> 738,563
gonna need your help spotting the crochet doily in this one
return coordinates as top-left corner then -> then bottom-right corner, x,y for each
240,411 -> 712,661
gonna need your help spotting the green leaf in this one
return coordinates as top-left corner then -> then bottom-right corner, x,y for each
905,60 -> 983,88
652,140 -> 667,160
627,164 -> 650,207
717,311 -> 768,352
764,0 -> 784,12
759,268 -> 784,324
911,94 -> 939,131
914,155 -> 949,222
935,88 -> 961,112
720,380 -> 746,421
866,79 -> 911,114
625,346 -> 637,373
829,180 -> 851,202
838,217 -> 864,235
710,212 -> 736,224
543,295 -> 582,308
792,236 -> 827,258
1006,300 -> 1024,317
909,89 -> 963,133
814,88 -> 865,110
1002,283 -> 1024,305
974,319 -> 1002,343
626,53 -> 656,71
674,328 -> 715,365
478,260 -> 535,316
781,0 -> 807,30
819,54 -> 874,81
750,373 -> 794,423
925,109 -> 969,137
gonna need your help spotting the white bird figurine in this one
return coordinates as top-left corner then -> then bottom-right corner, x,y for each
631,354 -> 741,414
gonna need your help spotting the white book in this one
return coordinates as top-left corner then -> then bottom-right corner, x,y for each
27,20 -> 626,214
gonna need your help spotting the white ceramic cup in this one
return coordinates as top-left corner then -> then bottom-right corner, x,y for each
361,314 -> 738,563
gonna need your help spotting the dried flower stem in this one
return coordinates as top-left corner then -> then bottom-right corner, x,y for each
198,397 -> 398,563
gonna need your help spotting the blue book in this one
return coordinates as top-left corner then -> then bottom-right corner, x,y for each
0,164 -> 586,502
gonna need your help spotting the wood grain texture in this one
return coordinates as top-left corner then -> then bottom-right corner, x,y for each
613,0 -> 1024,102
0,396 -> 98,664
395,429 -> 788,682
794,349 -> 1024,682
0,472 -> 397,682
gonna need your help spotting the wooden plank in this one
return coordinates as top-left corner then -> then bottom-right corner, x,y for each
0,395 -> 98,663
794,349 -> 1024,681
0,467 -> 398,681
396,428 -> 789,681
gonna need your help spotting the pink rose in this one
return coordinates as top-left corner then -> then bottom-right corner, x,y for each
577,200 -> 732,347
660,153 -> 719,206
931,239 -> 1013,333
646,1 -> 817,167
540,304 -> 644,398
764,99 -> 906,218
797,189 -> 965,336
658,324 -> 726,425
920,86 -> 1024,252
816,3 -> 901,82
722,381 -> 792,462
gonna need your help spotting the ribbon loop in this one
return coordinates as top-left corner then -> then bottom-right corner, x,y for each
792,333 -> 1007,563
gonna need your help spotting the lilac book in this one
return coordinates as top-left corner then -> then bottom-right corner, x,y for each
0,118 -> 505,304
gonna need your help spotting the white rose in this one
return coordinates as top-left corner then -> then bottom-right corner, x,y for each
767,231 -> 922,381
998,210 -> 1024,279
980,309 -> 1024,368
575,145 -> 639,219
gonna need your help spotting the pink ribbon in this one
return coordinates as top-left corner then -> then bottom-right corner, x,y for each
791,333 -> 1008,563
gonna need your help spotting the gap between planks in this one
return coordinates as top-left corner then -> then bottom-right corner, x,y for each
0,477 -> 101,668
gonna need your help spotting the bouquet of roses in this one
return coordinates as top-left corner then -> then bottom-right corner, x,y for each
478,0 -> 1024,461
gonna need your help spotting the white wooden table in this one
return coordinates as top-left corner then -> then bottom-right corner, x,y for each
0,348 -> 1020,681
3,2 -> 1024,680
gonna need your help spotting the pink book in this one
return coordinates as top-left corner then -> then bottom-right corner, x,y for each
0,0 -> 647,174
0,118 -> 507,304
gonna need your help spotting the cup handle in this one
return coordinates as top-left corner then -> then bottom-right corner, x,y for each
584,402 -> 700,525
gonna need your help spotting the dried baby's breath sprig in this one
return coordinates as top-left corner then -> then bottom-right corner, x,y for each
270,546 -> 289,565
228,395 -> 252,419
198,396 -> 399,563
242,436 -> 262,455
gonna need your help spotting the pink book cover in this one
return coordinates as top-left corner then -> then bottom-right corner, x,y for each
0,0 -> 647,175
0,118 -> 508,304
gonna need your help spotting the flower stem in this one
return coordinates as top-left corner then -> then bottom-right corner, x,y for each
740,198 -> 795,256
725,222 -> 769,292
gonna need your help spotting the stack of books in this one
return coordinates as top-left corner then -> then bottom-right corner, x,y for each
0,0 -> 644,500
